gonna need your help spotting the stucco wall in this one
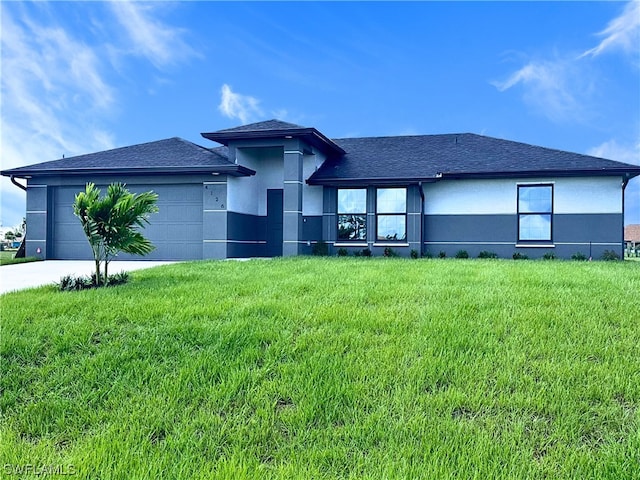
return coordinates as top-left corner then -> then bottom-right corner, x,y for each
423,177 -> 622,215
422,176 -> 624,259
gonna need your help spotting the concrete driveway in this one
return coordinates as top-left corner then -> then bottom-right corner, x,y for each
0,260 -> 175,294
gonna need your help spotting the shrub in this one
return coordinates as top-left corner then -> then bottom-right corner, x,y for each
542,251 -> 557,260
383,247 -> 399,257
571,252 -> 588,261
410,249 -> 419,259
361,248 -> 372,257
106,271 -> 130,286
337,248 -> 348,257
438,251 -> 447,258
455,250 -> 469,259
478,251 -> 498,259
58,274 -> 94,291
422,251 -> 433,259
512,252 -> 529,260
58,271 -> 130,291
601,249 -> 620,261
312,240 -> 329,256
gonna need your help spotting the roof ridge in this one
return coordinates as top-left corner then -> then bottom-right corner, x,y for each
332,133 -> 466,141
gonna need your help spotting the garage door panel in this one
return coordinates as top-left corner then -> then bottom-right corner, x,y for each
56,222 -> 86,241
52,184 -> 203,261
165,204 -> 202,222
166,223 -> 202,240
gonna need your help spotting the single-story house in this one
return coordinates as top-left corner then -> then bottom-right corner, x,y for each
624,224 -> 640,256
3,119 -> 640,260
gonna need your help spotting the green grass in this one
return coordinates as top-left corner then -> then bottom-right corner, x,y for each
0,251 -> 40,266
1,258 -> 639,479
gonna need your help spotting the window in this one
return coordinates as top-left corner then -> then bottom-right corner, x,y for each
337,189 -> 367,241
518,185 -> 553,241
376,188 -> 406,241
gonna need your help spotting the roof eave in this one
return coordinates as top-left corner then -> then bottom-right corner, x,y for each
0,165 -> 256,179
307,167 -> 640,185
440,168 -> 640,180
201,127 -> 346,156
306,176 -> 439,186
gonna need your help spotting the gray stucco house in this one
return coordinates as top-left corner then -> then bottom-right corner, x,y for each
3,119 -> 639,260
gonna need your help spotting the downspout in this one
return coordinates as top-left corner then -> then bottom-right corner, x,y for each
622,176 -> 630,258
10,176 -> 27,191
418,181 -> 425,257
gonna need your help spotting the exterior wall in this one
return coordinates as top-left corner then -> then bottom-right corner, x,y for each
300,148 -> 326,255
203,180 -> 227,259
225,140 -> 326,257
422,177 -> 624,259
25,182 -> 49,259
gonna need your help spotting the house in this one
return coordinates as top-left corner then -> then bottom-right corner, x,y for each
2,119 -> 639,260
624,224 -> 640,257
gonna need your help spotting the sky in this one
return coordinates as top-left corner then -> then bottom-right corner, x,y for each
1,0 -> 639,229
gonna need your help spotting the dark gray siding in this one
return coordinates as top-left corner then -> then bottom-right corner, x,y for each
423,213 -> 623,259
227,212 -> 266,258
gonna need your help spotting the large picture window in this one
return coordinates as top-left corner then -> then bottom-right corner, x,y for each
376,188 -> 406,241
518,184 -> 553,241
337,189 -> 367,241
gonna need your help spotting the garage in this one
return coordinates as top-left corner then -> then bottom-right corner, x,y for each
51,184 -> 203,261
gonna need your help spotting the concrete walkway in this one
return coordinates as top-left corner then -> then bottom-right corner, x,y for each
0,261 -> 175,294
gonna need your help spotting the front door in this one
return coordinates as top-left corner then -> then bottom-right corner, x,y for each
266,189 -> 283,257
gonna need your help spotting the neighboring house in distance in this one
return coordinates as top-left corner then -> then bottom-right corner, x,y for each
2,119 -> 640,260
624,224 -> 640,256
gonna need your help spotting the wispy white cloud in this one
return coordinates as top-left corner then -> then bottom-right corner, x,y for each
218,84 -> 263,124
0,2 -> 199,227
491,59 -> 588,123
109,1 -> 199,69
493,1 -> 639,121
581,0 -> 640,59
1,8 -> 116,167
588,139 -> 640,166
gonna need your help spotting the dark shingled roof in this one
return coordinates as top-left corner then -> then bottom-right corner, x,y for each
3,123 -> 639,183
307,133 -> 640,185
2,137 -> 254,178
214,119 -> 307,133
202,119 -> 346,156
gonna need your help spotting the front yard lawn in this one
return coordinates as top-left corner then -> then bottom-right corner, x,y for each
0,251 -> 41,266
1,258 -> 639,479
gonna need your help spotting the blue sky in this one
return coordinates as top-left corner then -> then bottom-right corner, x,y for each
1,1 -> 639,229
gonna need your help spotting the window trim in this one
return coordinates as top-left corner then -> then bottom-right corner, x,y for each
517,183 -> 554,243
375,187 -> 407,242
337,188 -> 367,242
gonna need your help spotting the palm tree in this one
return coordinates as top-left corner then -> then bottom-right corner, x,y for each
73,183 -> 159,286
